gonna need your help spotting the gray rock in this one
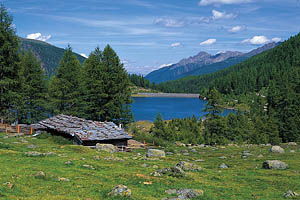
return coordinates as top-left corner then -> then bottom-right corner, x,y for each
33,171 -> 46,178
27,144 -> 37,149
190,149 -> 197,153
82,164 -> 95,170
96,143 -> 118,153
288,142 -> 297,146
183,153 -> 190,156
146,149 -> 165,158
283,190 -> 299,198
176,161 -> 202,171
151,166 -> 186,178
166,152 -> 174,155
270,146 -> 285,153
25,151 -> 43,157
219,156 -> 226,159
57,177 -> 70,182
164,189 -> 204,199
219,163 -> 228,169
257,154 -> 264,158
64,161 -> 72,165
194,159 -> 205,162
108,185 -> 131,197
290,150 -> 295,153
262,160 -> 288,169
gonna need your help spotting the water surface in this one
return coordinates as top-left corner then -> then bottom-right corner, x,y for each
131,97 -> 233,121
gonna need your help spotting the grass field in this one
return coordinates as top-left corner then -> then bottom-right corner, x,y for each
0,132 -> 299,199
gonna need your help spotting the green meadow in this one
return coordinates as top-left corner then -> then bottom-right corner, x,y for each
0,132 -> 299,200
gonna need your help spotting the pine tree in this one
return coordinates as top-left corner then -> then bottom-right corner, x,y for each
0,5 -> 21,123
18,50 -> 48,124
98,45 -> 133,125
81,47 -> 105,120
48,45 -> 82,116
203,87 -> 223,118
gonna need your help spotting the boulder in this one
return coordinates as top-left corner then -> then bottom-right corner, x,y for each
270,146 -> 285,153
164,189 -> 204,199
288,142 -> 297,146
33,171 -> 46,178
283,190 -> 299,198
108,185 -> 131,197
176,161 -> 202,171
151,166 -> 186,178
262,160 -> 288,169
95,143 -> 118,153
146,149 -> 165,158
25,151 -> 43,157
219,163 -> 228,169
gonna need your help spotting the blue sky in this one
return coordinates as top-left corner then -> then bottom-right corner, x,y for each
4,0 -> 300,75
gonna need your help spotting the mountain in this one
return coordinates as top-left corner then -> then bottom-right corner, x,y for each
156,35 -> 297,96
20,38 -> 86,78
145,42 -> 278,83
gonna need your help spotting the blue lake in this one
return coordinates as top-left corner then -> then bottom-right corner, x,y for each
131,97 -> 234,121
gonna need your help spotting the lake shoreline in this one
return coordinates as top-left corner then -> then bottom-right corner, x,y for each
132,93 -> 200,98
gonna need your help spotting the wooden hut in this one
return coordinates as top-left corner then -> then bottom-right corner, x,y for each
33,114 -> 132,146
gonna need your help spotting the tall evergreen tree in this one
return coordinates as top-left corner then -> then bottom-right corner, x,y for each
0,5 -> 21,123
82,47 -> 105,120
92,45 -> 133,125
48,45 -> 82,116
203,87 -> 223,118
19,50 -> 48,124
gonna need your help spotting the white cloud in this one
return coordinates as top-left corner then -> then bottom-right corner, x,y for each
26,33 -> 51,42
10,24 -> 16,29
212,10 -> 236,20
199,0 -> 253,6
272,37 -> 281,43
242,36 -> 270,45
200,38 -> 216,45
80,53 -> 88,58
154,18 -> 185,28
125,63 -> 173,75
170,42 -> 181,47
228,25 -> 245,33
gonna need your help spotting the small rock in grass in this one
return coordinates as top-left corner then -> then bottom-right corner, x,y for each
20,139 -> 28,143
96,143 -> 118,153
283,190 -> 299,198
164,189 -> 204,199
33,171 -> 46,178
81,157 -> 86,160
108,185 -> 131,197
176,161 -> 202,171
219,163 -> 228,169
270,146 -> 285,153
183,153 -> 189,156
153,165 -> 158,169
257,154 -> 264,158
290,150 -> 295,153
194,159 -> 205,162
27,144 -> 37,149
262,160 -> 288,169
190,149 -> 197,153
288,142 -> 297,146
219,156 -> 226,159
82,164 -> 95,170
25,151 -> 43,157
57,177 -> 70,182
166,152 -> 174,155
146,149 -> 165,158
64,161 -> 72,165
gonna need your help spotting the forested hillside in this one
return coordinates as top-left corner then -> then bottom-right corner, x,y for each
20,38 -> 85,78
156,35 -> 298,95
145,43 -> 277,83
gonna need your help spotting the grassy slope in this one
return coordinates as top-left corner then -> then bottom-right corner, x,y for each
0,132 -> 300,199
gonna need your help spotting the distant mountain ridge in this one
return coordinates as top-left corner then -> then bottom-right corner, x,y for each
20,38 -> 86,78
145,42 -> 279,83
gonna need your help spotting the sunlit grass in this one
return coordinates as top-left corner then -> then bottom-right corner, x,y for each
0,132 -> 299,199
